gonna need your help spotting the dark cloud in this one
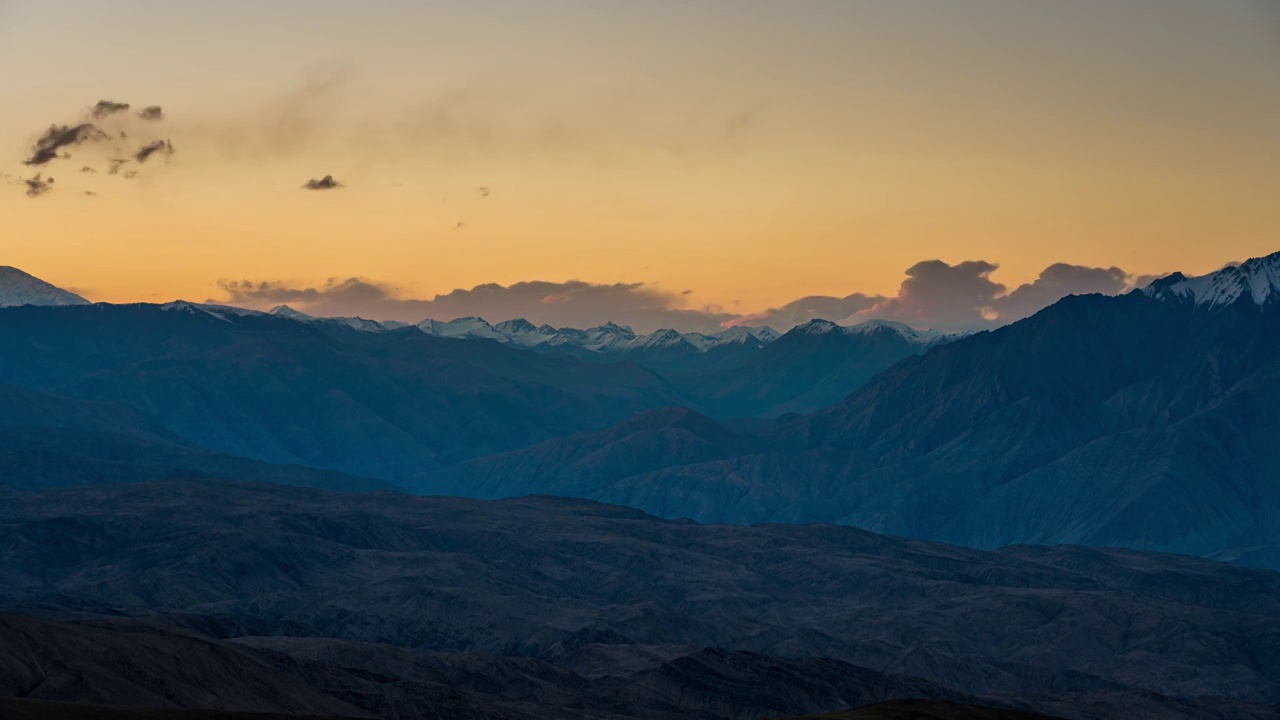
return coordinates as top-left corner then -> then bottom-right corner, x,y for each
24,124 -> 108,165
729,293 -> 884,329
91,100 -> 131,120
137,106 -> 165,121
24,174 -> 53,197
217,278 -> 736,334
303,175 -> 341,190
19,100 -> 174,192
135,139 -> 175,163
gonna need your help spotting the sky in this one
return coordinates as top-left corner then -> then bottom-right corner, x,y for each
2,0 -> 1279,331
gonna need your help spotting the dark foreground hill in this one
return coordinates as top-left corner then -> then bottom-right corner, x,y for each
0,697 -> 358,720
0,697 -> 1098,720
0,481 -> 1276,719
773,700 -> 1063,719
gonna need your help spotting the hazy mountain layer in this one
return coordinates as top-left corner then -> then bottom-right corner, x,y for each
0,302 -> 680,485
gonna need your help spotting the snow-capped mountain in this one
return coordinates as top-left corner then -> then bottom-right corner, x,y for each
0,267 -> 90,308
252,306 -> 950,362
416,316 -> 511,342
1145,251 -> 1280,308
791,318 -> 956,348
269,305 -> 398,333
413,316 -> 783,356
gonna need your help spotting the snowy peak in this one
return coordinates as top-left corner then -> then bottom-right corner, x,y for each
269,304 -> 311,320
845,319 -> 953,345
634,328 -> 690,351
493,318 -> 564,347
410,316 -> 780,354
416,316 -> 509,342
745,326 -> 781,343
159,301 -> 240,323
0,267 -> 90,308
786,318 -> 951,347
269,305 -> 389,333
252,304 -> 782,355
793,319 -> 843,335
1146,251 -> 1280,309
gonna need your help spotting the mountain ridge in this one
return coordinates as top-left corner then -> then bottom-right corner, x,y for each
0,266 -> 90,308
430,251 -> 1280,568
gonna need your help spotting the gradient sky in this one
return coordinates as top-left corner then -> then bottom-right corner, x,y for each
2,0 -> 1279,327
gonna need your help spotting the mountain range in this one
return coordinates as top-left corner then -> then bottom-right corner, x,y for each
2,255 -> 1280,717
417,252 -> 1280,569
3,255 -> 1280,569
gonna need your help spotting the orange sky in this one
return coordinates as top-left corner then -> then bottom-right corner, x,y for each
2,0 -> 1279,318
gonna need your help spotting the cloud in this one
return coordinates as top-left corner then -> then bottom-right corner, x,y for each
847,259 -> 1136,331
303,175 -> 341,190
391,81 -> 767,163
216,278 -> 736,334
91,100 -> 131,120
24,174 -> 53,197
726,293 -> 884,329
214,259 -> 1142,336
24,124 -> 109,166
994,263 -> 1129,323
180,62 -> 353,162
848,260 -> 1003,331
134,139 -> 175,163
18,100 -> 176,193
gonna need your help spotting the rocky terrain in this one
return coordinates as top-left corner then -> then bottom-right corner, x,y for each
1,481 -> 1276,719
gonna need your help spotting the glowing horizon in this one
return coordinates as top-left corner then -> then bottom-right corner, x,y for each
3,0 -> 1279,331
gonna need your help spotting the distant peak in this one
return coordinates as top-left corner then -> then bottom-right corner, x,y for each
415,316 -> 507,341
269,305 -> 310,319
793,319 -> 842,335
495,318 -> 537,332
1145,251 -> 1280,308
784,317 -> 947,346
594,321 -> 634,334
0,266 -> 91,308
